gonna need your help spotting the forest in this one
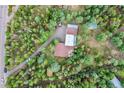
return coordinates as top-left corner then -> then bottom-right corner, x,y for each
5,5 -> 124,88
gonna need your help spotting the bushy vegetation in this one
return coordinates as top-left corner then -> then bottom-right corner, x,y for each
5,5 -> 124,88
111,32 -> 124,52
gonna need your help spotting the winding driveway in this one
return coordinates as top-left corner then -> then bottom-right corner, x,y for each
6,25 -> 67,78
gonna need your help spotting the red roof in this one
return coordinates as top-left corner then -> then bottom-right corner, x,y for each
54,43 -> 74,57
66,28 -> 78,35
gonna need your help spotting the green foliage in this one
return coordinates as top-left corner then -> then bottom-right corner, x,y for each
75,16 -> 83,24
111,37 -> 123,47
47,83 -> 57,88
80,24 -> 90,41
66,13 -> 73,22
96,33 -> 108,42
34,16 -> 41,23
111,32 -> 124,52
81,55 -> 94,66
49,62 -> 61,73
119,45 -> 124,52
44,67 -> 116,88
117,70 -> 124,79
8,5 -> 14,15
118,32 -> 124,39
118,59 -> 124,66
110,58 -> 119,66
37,55 -> 45,64
81,24 -> 89,32
121,81 -> 124,87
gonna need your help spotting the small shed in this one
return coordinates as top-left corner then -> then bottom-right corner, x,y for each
88,23 -> 97,30
111,76 -> 122,88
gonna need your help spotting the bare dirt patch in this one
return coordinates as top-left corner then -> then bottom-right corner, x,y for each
87,37 -> 101,48
87,29 -> 124,59
68,6 -> 84,11
104,40 -> 124,59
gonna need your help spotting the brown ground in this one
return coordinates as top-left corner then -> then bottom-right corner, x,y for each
87,37 -> 101,48
87,30 -> 124,59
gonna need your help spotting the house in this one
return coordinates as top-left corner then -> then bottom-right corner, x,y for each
54,24 -> 78,57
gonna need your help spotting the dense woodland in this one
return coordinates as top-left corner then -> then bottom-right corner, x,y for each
5,6 -> 124,88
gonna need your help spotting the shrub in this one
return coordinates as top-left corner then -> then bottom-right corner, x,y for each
49,62 -> 61,73
119,44 -> 124,52
111,37 -> 123,47
82,55 -> 94,66
118,32 -> 124,39
75,16 -> 83,24
34,16 -> 41,23
96,33 -> 108,42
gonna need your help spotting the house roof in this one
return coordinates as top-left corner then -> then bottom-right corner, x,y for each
65,25 -> 78,46
65,34 -> 76,46
54,24 -> 78,57
66,28 -> 78,35
54,43 -> 74,57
